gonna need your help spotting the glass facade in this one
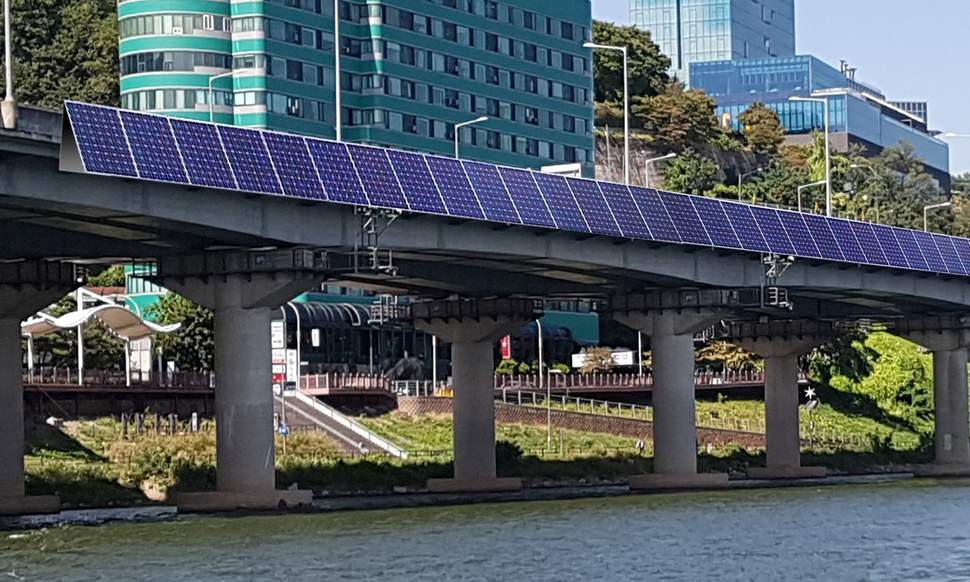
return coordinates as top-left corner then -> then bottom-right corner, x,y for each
630,0 -> 795,84
690,56 -> 950,181
118,0 -> 595,174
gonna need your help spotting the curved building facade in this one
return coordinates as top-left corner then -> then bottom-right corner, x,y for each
119,0 -> 234,123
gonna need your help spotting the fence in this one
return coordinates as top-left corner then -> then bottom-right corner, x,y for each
494,370 -> 810,392
24,367 -> 213,390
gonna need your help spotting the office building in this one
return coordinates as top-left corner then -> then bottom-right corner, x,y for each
690,56 -> 950,187
118,0 -> 595,174
630,0 -> 795,84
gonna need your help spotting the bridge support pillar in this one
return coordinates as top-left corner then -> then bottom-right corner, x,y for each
0,262 -> 77,515
414,299 -> 538,493
738,338 -> 826,480
158,251 -> 326,512
899,329 -> 970,475
615,310 -> 728,490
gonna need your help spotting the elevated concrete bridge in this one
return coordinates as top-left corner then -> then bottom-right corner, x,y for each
1,106 -> 969,514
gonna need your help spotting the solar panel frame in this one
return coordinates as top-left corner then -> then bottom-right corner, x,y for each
385,150 -> 448,215
598,182 -> 653,240
169,119 -> 238,190
496,167 -> 557,229
657,191 -> 711,246
891,227 -> 930,272
721,201 -> 770,252
912,231 -> 947,273
217,126 -> 284,196
690,196 -> 741,250
777,211 -> 822,259
870,224 -> 909,269
347,144 -> 409,210
932,234 -> 967,276
119,111 -> 188,184
565,177 -> 622,237
627,186 -> 680,243
65,102 -> 138,178
749,207 -> 796,256
826,219 -> 867,264
950,237 -> 970,275
462,161 -> 521,224
849,221 -> 889,266
305,138 -> 369,206
425,155 -> 485,220
262,132 -> 327,200
531,172 -> 590,234
800,214 -> 845,262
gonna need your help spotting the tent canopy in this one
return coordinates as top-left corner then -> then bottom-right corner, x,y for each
22,304 -> 180,341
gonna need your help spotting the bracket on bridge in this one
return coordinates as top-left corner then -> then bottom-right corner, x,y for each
608,287 -> 793,315
353,207 -> 401,277
409,297 -> 542,324
763,253 -> 795,282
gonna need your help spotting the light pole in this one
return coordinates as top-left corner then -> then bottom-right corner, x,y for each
207,70 -> 234,123
2,0 -> 15,129
924,202 -> 952,232
644,152 -> 677,188
797,180 -> 826,213
537,318 -> 550,448
790,96 -> 832,216
585,42 -> 629,184
454,116 -> 488,159
738,167 -> 764,202
333,0 -> 342,141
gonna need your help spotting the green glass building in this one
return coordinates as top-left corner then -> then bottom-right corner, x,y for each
118,0 -> 595,173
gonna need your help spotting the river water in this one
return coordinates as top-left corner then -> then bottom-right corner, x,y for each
3,479 -> 970,581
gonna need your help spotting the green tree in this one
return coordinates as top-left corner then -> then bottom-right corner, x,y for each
0,0 -> 119,109
745,159 -> 812,208
148,294 -> 215,372
591,20 -> 670,105
662,148 -> 719,195
739,102 -> 784,156
87,265 -> 126,288
632,84 -> 721,152
696,341 -> 762,372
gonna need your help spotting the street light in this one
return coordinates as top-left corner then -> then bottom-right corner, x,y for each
738,166 -> 764,202
797,180 -> 826,213
332,0 -> 342,141
454,116 -> 488,159
924,201 -> 952,232
644,152 -> 677,188
790,96 -> 832,216
2,0 -> 16,129
585,42 -> 629,184
207,70 -> 234,123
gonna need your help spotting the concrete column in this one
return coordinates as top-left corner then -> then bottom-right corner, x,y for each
0,318 -> 25,499
934,348 -> 970,466
450,339 -> 498,482
614,310 -> 728,490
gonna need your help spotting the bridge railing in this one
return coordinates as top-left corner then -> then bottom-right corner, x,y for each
23,367 -> 213,390
493,370 -> 809,391
301,373 -> 392,393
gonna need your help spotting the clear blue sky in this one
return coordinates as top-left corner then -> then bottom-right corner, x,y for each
592,1 -> 970,177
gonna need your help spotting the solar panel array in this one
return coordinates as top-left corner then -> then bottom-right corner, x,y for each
64,101 -> 970,278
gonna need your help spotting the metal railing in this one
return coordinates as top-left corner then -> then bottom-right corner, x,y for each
290,390 -> 408,458
23,367 -> 213,390
301,373 -> 391,393
494,370 -> 810,392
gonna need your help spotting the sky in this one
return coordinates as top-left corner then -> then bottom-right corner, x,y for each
592,1 -> 970,177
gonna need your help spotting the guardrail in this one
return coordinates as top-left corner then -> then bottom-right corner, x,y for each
23,367 -> 213,390
291,390 -> 408,458
494,370 -> 811,392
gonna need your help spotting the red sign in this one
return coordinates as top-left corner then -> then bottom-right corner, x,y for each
500,335 -> 512,360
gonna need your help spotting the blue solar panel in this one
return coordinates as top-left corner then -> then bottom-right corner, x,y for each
777,211 -> 821,259
532,173 -> 589,233
305,139 -> 367,205
628,187 -> 680,243
386,150 -> 447,214
913,231 -> 947,273
262,133 -> 325,200
891,228 -> 929,271
66,102 -> 137,177
691,197 -> 741,249
750,207 -> 795,256
496,168 -> 556,228
598,182 -> 652,240
566,178 -> 622,236
169,119 -> 236,190
119,111 -> 187,184
800,214 -> 844,261
218,126 -> 283,195
721,202 -> 769,252
462,161 -> 520,224
870,225 -> 909,269
932,234 -> 966,275
425,156 -> 484,220
658,192 -> 710,246
951,237 -> 970,274
347,145 -> 407,209
849,222 -> 888,266
826,219 -> 867,264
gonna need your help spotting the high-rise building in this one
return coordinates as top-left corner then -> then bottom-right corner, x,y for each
118,0 -> 595,174
629,0 -> 795,84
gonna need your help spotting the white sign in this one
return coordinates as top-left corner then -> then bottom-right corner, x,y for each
271,321 -> 285,349
286,349 -> 298,382
311,328 -> 320,348
571,350 -> 636,369
272,349 -> 287,365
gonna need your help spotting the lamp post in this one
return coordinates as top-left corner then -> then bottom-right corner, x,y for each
454,115 -> 488,159
644,152 -> 677,188
333,0 -> 342,141
207,70 -> 234,123
585,42 -> 629,184
797,180 -> 826,213
2,0 -> 14,129
738,167 -> 764,202
536,318 -> 550,448
924,202 -> 952,232
790,96 -> 832,216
